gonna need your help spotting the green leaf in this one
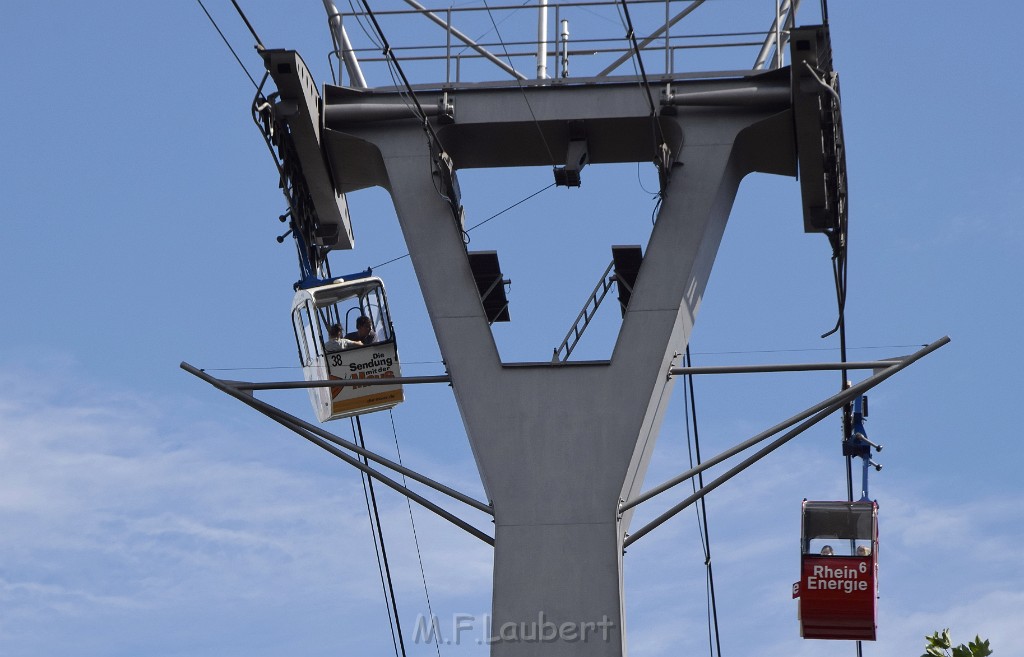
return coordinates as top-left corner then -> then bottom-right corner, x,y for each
926,629 -> 952,650
923,627 -> 993,657
969,637 -> 993,657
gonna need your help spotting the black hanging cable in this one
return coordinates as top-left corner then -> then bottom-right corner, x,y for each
356,0 -> 437,143
822,240 -> 851,511
195,0 -> 259,90
832,234 -> 862,657
229,0 -> 265,49
347,0 -> 384,51
637,161 -> 659,197
354,0 -> 470,243
822,216 -> 853,505
837,255 -> 855,504
353,417 -> 402,657
819,172 -> 849,340
351,416 -> 400,657
371,182 -> 555,270
810,101 -> 859,656
354,416 -> 408,657
617,2 -> 669,145
617,0 -> 658,118
454,0 -> 537,62
681,364 -> 713,653
389,410 -> 443,657
683,346 -> 723,657
650,194 -> 663,226
465,183 -> 555,232
480,0 -> 558,166
357,454 -> 401,657
616,0 -> 673,196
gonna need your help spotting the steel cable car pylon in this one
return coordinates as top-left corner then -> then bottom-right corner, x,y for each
184,5 -> 952,656
312,43 -> 822,656
256,21 -> 920,657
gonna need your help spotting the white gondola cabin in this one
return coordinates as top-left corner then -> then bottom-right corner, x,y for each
291,274 -> 404,421
793,499 -> 878,641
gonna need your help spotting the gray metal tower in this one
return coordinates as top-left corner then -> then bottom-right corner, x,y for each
187,3 -> 946,655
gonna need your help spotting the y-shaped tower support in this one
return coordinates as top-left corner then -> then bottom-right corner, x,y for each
321,70 -> 797,656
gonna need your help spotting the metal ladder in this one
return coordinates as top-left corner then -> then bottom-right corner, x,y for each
552,260 -> 617,362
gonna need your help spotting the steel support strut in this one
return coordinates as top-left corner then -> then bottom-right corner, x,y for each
621,337 -> 949,546
180,362 -> 494,540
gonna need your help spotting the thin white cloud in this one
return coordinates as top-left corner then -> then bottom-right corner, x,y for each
2,366 -> 1019,657
622,430 -> 1024,657
0,369 -> 490,655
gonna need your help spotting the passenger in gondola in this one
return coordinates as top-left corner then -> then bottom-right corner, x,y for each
345,315 -> 377,346
325,324 -> 362,352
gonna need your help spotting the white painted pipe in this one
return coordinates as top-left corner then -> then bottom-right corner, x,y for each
537,0 -> 549,79
560,19 -> 569,77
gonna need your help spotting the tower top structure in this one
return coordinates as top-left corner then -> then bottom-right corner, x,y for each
185,4 -> 948,656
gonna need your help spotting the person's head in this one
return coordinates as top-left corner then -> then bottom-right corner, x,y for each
355,315 -> 372,337
856,545 -> 871,556
329,324 -> 343,340
820,545 -> 834,556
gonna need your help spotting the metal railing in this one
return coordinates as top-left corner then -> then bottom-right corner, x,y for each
327,0 -> 801,87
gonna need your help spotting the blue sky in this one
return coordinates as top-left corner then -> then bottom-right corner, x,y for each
2,1 -> 1022,656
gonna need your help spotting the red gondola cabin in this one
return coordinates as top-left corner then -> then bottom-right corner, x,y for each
793,500 -> 878,640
